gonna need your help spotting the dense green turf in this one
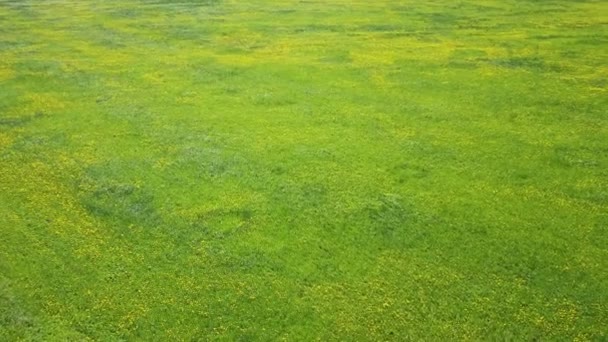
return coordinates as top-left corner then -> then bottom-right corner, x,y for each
1,0 -> 607,339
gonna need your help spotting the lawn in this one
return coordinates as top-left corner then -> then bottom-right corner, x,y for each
1,0 -> 607,340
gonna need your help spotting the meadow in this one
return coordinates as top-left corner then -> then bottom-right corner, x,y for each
1,0 -> 607,340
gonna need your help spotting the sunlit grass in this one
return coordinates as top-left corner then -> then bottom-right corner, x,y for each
1,0 -> 607,339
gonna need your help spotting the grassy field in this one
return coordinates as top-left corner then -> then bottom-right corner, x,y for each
1,0 -> 607,340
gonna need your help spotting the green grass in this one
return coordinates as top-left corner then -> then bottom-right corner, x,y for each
1,0 -> 607,339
